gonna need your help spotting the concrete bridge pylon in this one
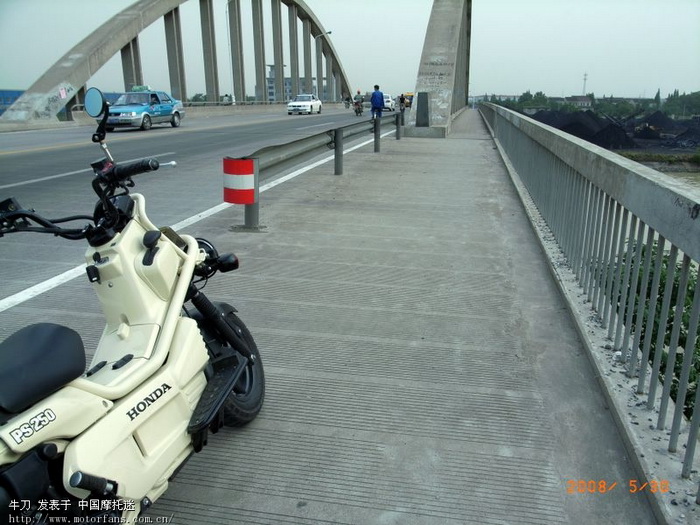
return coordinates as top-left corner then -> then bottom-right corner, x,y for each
406,0 -> 472,138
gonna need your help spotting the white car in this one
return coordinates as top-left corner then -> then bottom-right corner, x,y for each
383,94 -> 396,111
287,94 -> 322,115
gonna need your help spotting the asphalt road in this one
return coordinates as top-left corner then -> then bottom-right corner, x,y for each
0,107 -> 362,189
0,107 -> 365,302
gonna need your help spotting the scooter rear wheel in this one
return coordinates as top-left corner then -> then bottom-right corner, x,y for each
222,312 -> 265,426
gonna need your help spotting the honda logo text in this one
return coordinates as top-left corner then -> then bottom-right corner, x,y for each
126,383 -> 172,421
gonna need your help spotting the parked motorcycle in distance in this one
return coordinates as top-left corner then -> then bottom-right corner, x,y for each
0,87 -> 265,523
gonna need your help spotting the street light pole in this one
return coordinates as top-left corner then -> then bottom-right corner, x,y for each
314,31 -> 331,99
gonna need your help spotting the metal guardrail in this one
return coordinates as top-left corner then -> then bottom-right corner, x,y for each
479,102 -> 700,503
255,114 -> 398,170
229,115 -> 400,228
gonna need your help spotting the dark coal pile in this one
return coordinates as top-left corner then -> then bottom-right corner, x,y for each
671,127 -> 700,149
531,110 -> 635,150
637,110 -> 680,131
638,114 -> 700,150
532,109 -> 700,152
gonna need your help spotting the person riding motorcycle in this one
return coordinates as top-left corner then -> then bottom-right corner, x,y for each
352,90 -> 364,116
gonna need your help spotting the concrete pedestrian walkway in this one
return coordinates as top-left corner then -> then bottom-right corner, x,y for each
147,109 -> 656,524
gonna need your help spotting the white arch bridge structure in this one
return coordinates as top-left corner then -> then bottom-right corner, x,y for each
0,0 -> 472,137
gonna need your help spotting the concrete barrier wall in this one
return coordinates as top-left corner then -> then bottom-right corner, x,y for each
184,103 -> 339,117
1,103 -> 344,131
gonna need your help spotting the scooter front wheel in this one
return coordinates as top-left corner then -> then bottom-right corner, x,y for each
222,312 -> 265,426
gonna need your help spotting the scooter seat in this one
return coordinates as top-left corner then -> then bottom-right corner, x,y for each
0,323 -> 86,414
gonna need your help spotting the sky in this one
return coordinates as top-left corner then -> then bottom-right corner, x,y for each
0,0 -> 698,101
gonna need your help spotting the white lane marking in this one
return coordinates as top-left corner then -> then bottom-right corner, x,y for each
0,267 -> 86,312
0,132 -> 393,313
0,152 -> 176,190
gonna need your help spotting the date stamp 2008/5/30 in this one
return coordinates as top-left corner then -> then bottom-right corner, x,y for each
566,479 -> 670,494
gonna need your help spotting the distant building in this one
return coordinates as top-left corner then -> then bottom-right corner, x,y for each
491,94 -> 518,101
467,94 -> 517,106
0,89 -> 24,117
267,78 -> 293,101
265,65 -> 322,101
523,106 -> 548,115
565,96 -> 592,109
543,95 -> 592,110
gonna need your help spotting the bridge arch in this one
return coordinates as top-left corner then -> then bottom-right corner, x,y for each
0,0 -> 351,123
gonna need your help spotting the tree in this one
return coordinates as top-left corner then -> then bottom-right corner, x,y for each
663,90 -> 700,117
594,97 -> 637,118
532,91 -> 548,105
654,88 -> 661,109
518,90 -> 533,104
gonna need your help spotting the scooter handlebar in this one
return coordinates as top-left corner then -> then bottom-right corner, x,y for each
112,158 -> 160,180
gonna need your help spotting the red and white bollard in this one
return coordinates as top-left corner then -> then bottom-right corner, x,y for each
223,157 -> 259,228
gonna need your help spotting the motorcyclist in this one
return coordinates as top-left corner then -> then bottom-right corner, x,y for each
353,90 -> 364,105
353,90 -> 364,115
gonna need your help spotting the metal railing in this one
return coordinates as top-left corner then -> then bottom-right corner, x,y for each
254,114 -> 397,174
479,103 -> 700,499
230,115 -> 399,228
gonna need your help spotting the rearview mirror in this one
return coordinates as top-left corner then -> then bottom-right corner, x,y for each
84,87 -> 106,118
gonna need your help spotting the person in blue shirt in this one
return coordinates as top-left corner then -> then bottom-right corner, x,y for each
370,85 -> 384,119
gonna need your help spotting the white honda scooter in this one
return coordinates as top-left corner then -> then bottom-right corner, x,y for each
0,87 -> 265,524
